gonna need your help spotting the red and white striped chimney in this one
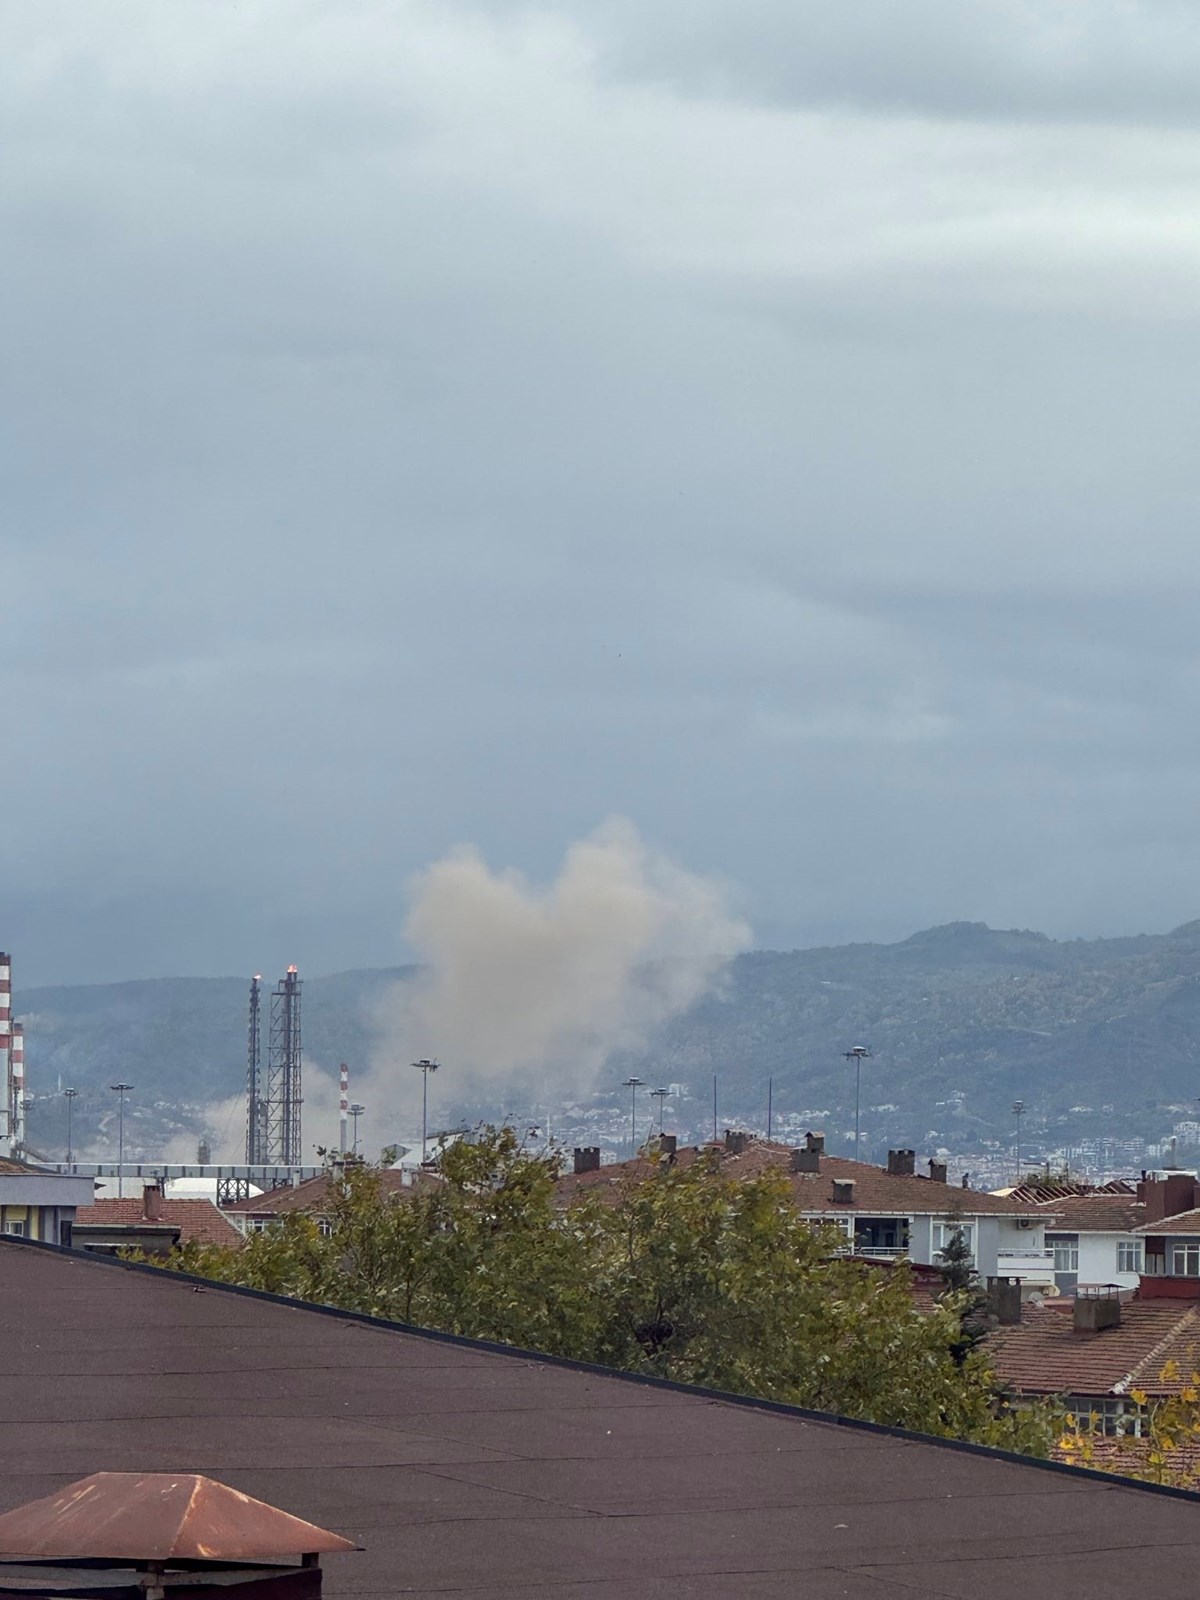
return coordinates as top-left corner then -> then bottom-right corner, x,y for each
339,1063 -> 349,1155
11,1023 -> 24,1151
0,953 -> 11,1155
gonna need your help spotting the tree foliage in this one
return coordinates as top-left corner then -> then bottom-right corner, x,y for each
158,1128 -> 1055,1454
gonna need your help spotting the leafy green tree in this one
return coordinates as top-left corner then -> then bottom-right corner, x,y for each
154,1128 -> 1055,1456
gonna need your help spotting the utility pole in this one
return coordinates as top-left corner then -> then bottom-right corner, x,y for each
413,1060 -> 439,1163
622,1077 -> 645,1156
767,1076 -> 773,1140
712,1074 -> 718,1143
110,1082 -> 133,1197
64,1087 -> 77,1165
843,1047 -> 870,1161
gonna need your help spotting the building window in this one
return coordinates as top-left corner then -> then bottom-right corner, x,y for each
932,1222 -> 975,1259
1048,1234 -> 1079,1272
317,1218 -> 333,1238
4,1221 -> 26,1237
1171,1242 -> 1200,1277
1067,1396 -> 1146,1437
1117,1240 -> 1143,1274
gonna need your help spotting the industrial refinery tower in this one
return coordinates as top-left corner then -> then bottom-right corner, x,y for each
245,967 -> 303,1165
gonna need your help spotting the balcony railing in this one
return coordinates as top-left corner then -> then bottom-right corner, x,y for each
998,1248 -> 1054,1262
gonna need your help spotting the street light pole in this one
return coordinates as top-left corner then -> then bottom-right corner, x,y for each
64,1088 -> 77,1165
349,1103 -> 365,1157
110,1083 -> 133,1197
650,1086 -> 668,1134
843,1048 -> 871,1161
621,1077 -> 645,1156
413,1060 -> 439,1163
1013,1100 -> 1025,1181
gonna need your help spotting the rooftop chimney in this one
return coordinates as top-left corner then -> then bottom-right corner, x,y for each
804,1131 -> 825,1154
987,1276 -> 1023,1326
1074,1289 -> 1122,1334
1137,1172 -> 1197,1223
142,1183 -> 164,1223
573,1147 -> 600,1175
657,1134 -> 677,1159
928,1159 -> 948,1184
791,1147 -> 820,1174
724,1130 -> 751,1155
831,1178 -> 856,1205
887,1149 -> 915,1176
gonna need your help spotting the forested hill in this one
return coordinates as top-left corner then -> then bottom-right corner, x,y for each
15,919 -> 1200,1156
621,919 -> 1200,1145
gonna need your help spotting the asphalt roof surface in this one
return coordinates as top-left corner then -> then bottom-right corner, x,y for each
5,1240 -> 1200,1598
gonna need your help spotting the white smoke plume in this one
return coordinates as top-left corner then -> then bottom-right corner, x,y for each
370,819 -> 751,1117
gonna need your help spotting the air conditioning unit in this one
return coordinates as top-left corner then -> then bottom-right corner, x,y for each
1016,1218 -> 1033,1230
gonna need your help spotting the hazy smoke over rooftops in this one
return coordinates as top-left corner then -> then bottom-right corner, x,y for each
372,819 -> 750,1116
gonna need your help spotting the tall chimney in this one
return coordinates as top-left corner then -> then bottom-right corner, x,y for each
791,1147 -> 820,1173
887,1149 -> 915,1176
339,1063 -> 349,1156
142,1182 -> 164,1222
725,1130 -> 751,1155
928,1159 -> 948,1184
0,953 -> 10,1157
573,1147 -> 600,1175
10,1022 -> 24,1151
805,1131 -> 825,1154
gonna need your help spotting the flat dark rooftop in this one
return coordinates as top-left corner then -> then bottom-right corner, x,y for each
4,1243 -> 1200,1599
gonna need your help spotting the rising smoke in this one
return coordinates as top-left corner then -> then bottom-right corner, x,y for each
370,819 -> 751,1124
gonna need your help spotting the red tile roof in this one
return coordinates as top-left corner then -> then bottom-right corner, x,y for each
557,1140 -> 1045,1217
989,1301 -> 1200,1398
72,1198 -> 243,1249
221,1168 -> 420,1217
1137,1208 -> 1200,1236
1038,1194 -> 1146,1232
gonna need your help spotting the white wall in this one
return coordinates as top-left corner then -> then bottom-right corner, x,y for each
1078,1231 -> 1141,1291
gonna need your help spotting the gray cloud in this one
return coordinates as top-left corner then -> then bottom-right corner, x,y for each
3,2 -> 1200,988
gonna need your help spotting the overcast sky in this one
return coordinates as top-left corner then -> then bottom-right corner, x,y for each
6,0 -> 1200,987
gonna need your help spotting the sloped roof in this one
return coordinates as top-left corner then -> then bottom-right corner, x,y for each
72,1198 -> 243,1249
1137,1208 -> 1200,1236
221,1168 -> 419,1217
557,1140 -> 1045,1217
0,1472 -> 356,1562
6,1239 -> 1200,1597
1038,1194 -> 1146,1232
989,1302 -> 1200,1398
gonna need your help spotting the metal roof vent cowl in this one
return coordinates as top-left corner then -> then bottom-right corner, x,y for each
0,1471 -> 358,1598
831,1178 -> 856,1205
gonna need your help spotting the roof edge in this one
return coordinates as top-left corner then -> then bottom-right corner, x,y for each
7,1233 -> 1200,1506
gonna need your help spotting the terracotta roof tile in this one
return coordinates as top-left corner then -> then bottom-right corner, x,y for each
557,1140 -> 1044,1217
221,1168 -> 419,1216
1137,1208 -> 1200,1236
72,1198 -> 243,1249
989,1301 -> 1200,1398
1038,1195 -> 1146,1232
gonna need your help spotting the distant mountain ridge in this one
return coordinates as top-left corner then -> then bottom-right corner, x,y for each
14,919 -> 1200,1159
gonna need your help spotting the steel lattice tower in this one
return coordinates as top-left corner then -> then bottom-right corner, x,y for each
245,975 -> 264,1163
265,966 -> 303,1165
